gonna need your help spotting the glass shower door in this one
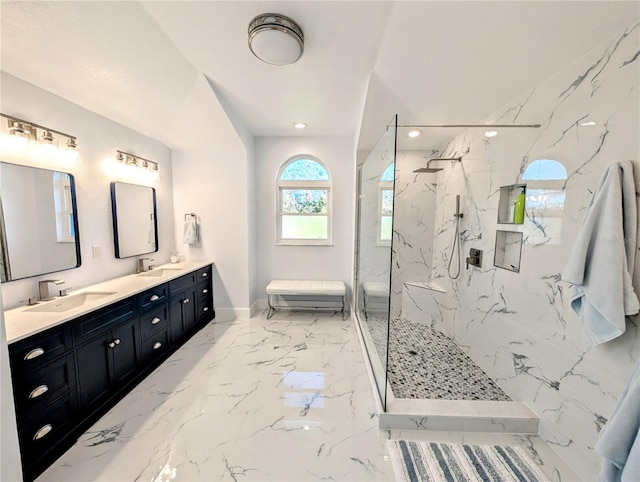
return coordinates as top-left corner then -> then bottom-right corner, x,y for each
355,115 -> 397,409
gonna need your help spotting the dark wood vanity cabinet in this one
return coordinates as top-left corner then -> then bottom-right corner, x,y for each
76,317 -> 139,410
8,264 -> 214,481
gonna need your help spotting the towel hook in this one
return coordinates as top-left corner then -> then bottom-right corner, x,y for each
185,212 -> 196,221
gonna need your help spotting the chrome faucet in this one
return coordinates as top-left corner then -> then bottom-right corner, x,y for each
138,258 -> 155,273
39,280 -> 65,301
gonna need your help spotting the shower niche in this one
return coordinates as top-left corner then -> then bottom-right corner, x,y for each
497,183 -> 526,224
494,230 -> 523,272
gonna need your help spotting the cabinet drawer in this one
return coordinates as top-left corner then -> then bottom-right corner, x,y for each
9,325 -> 73,374
169,273 -> 196,297
141,329 -> 170,363
74,298 -> 137,344
14,353 -> 76,418
139,284 -> 168,312
196,265 -> 212,283
18,390 -> 78,458
139,305 -> 169,340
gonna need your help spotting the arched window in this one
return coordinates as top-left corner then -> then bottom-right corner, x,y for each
519,158 -> 567,245
276,156 -> 332,245
378,163 -> 394,244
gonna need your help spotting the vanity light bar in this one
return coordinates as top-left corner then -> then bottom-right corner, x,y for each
1,112 -> 79,149
115,150 -> 159,174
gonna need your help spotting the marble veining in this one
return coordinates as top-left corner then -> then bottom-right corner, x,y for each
393,22 -> 639,480
37,312 -> 571,481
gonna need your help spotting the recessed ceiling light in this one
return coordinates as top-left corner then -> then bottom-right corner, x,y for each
580,121 -> 596,126
407,129 -> 422,138
484,130 -> 498,138
294,123 -> 307,129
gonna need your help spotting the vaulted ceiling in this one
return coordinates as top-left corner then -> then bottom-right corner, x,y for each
1,1 -> 638,152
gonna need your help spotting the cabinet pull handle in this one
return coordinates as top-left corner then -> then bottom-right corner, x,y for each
149,295 -> 160,302
108,342 -> 115,348
153,342 -> 162,350
151,317 -> 161,325
183,298 -> 190,304
29,385 -> 49,399
114,338 -> 121,345
202,272 -> 208,277
24,348 -> 45,360
203,307 -> 209,312
203,289 -> 208,294
33,424 -> 52,440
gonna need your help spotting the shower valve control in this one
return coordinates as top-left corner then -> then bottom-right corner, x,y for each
466,248 -> 483,269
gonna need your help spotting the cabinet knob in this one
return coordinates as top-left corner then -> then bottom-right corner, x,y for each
108,342 -> 115,348
202,272 -> 208,277
149,294 -> 160,302
202,289 -> 208,294
203,307 -> 209,312
114,338 -> 121,345
151,317 -> 161,325
24,347 -> 45,361
28,385 -> 49,399
183,298 -> 190,304
33,424 -> 52,440
153,342 -> 162,350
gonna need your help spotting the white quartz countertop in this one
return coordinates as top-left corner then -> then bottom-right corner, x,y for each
4,260 -> 213,344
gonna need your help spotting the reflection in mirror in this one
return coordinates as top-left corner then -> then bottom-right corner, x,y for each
111,182 -> 158,259
0,161 -> 81,282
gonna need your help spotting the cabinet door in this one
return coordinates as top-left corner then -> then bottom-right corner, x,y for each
169,288 -> 197,340
76,335 -> 111,409
110,321 -> 138,386
169,294 -> 185,341
182,287 -> 197,333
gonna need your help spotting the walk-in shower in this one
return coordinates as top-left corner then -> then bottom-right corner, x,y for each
354,117 -> 541,411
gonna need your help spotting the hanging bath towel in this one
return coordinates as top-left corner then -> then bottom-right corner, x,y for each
183,218 -> 199,245
562,160 -> 639,349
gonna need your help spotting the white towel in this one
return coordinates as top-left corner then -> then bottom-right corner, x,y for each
596,359 -> 640,482
562,160 -> 639,349
183,218 -> 199,245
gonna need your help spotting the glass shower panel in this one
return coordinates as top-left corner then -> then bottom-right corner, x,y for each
355,115 -> 397,409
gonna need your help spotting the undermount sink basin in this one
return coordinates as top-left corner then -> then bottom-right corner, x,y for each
138,267 -> 183,277
26,292 -> 116,313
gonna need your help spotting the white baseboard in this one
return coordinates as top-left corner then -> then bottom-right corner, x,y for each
249,299 -> 261,318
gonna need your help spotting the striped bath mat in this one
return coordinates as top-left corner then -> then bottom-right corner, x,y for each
387,441 -> 549,482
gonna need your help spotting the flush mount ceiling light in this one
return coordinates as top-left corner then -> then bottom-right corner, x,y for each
484,130 -> 498,138
248,13 -> 304,65
407,129 -> 422,138
294,122 -> 307,129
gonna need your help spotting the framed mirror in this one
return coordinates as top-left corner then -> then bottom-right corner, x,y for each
0,161 -> 81,282
110,182 -> 158,258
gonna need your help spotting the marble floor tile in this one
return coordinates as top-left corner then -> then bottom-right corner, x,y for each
36,311 -> 572,481
37,312 -> 394,482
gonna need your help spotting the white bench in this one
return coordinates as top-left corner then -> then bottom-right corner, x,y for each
362,281 -> 389,319
266,280 -> 346,319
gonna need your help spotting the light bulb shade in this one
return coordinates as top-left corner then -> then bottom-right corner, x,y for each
248,13 -> 304,65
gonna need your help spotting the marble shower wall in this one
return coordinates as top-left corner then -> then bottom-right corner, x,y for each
409,23 -> 639,480
390,151 -> 438,318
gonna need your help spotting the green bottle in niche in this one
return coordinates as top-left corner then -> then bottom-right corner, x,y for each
514,187 -> 525,224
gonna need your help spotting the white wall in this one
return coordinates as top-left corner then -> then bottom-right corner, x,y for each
0,72 -> 175,309
170,75 -> 253,320
0,291 -> 21,481
255,136 -> 355,305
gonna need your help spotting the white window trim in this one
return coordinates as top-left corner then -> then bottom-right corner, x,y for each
275,160 -> 333,246
377,181 -> 393,246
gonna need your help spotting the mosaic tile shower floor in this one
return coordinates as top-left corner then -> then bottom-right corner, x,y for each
364,315 -> 511,401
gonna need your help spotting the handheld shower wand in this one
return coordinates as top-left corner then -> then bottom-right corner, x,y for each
447,195 -> 463,279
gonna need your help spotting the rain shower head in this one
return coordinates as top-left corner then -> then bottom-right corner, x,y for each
413,167 -> 443,173
413,156 -> 462,174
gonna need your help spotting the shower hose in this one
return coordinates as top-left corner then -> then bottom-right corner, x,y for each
447,213 -> 461,279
